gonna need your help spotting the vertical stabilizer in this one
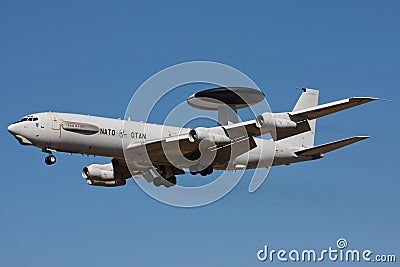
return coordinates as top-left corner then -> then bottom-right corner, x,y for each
280,88 -> 319,148
292,88 -> 319,112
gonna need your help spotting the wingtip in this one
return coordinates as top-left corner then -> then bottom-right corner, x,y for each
371,97 -> 392,102
355,135 -> 370,140
352,97 -> 392,102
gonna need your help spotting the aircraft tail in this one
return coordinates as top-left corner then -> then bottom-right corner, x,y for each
279,88 -> 319,148
277,88 -> 379,148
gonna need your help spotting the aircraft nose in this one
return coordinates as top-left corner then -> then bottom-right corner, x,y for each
7,123 -> 18,135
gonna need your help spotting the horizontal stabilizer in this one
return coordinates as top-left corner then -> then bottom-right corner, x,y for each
290,97 -> 380,120
295,136 -> 369,156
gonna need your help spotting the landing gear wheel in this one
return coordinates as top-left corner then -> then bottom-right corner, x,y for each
166,176 -> 177,186
153,177 -> 163,187
45,155 -> 56,165
162,176 -> 177,188
190,165 -> 213,176
199,166 -> 213,176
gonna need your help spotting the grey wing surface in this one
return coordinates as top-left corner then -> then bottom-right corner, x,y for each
126,134 -> 197,169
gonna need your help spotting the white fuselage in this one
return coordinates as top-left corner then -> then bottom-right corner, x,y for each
7,112 -> 306,171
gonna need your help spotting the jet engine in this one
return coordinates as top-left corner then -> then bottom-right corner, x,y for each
82,163 -> 127,187
82,163 -> 114,180
188,127 -> 230,144
255,112 -> 297,131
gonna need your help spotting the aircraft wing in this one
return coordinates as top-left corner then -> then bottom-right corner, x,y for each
222,120 -> 261,138
126,133 -> 198,167
236,97 -> 381,141
289,97 -> 380,120
223,120 -> 311,141
125,124 -> 260,170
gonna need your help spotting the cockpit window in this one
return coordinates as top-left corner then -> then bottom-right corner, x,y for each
19,117 -> 38,122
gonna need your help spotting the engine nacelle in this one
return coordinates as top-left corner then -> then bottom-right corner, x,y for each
255,112 -> 297,131
82,161 -> 131,187
82,163 -> 114,181
188,127 -> 231,144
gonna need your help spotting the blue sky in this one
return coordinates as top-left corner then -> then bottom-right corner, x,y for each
1,1 -> 399,266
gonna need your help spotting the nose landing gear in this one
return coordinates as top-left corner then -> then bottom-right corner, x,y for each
42,149 -> 56,165
45,154 -> 56,165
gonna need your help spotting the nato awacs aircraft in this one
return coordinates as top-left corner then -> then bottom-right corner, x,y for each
7,88 -> 379,188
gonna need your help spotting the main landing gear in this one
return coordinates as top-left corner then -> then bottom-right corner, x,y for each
190,165 -> 213,176
153,166 -> 177,188
43,149 -> 56,165
153,176 -> 176,188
